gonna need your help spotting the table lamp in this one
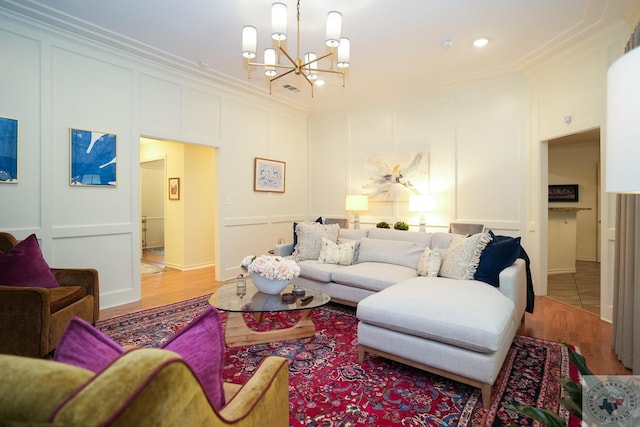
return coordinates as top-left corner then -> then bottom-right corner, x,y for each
409,194 -> 436,232
345,195 -> 369,229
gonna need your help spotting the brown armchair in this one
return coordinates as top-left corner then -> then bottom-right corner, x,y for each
0,349 -> 290,426
0,232 -> 99,358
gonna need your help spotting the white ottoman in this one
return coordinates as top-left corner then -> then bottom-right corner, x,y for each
356,276 -> 518,408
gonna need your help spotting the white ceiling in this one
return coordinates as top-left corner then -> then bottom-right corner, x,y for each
0,0 -> 634,111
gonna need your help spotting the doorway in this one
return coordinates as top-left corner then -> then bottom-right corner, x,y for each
546,128 -> 600,314
140,158 -> 166,275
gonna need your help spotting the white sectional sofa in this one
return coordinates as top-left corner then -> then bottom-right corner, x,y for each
275,225 -> 529,407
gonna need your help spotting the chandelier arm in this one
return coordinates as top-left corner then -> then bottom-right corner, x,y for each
300,51 -> 334,69
314,68 -> 345,75
269,68 -> 296,82
278,47 -> 298,69
247,60 -> 296,71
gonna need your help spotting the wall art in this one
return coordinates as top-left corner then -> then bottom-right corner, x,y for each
254,157 -> 285,193
362,152 -> 429,201
549,184 -> 579,202
70,128 -> 117,187
0,116 -> 18,183
168,177 -> 180,200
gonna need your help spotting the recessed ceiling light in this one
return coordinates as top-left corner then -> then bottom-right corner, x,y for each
441,38 -> 453,48
473,37 -> 489,48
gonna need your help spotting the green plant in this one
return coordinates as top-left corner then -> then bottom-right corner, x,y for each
504,344 -> 592,426
394,221 -> 409,231
376,221 -> 390,229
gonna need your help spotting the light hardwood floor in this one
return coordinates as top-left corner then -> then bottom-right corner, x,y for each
99,265 -> 630,376
548,260 -> 600,314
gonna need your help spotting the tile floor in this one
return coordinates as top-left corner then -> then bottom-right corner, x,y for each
547,260 -> 600,315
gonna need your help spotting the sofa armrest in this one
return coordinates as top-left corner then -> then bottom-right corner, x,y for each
497,258 -> 527,320
274,243 -> 294,257
219,356 -> 289,426
0,286 -> 51,356
52,268 -> 100,323
52,349 -> 290,427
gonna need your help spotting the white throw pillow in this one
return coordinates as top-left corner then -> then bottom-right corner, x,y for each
318,237 -> 356,266
439,232 -> 491,280
292,223 -> 340,261
417,247 -> 442,277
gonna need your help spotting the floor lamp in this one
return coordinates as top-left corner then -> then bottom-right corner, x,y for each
345,195 -> 368,229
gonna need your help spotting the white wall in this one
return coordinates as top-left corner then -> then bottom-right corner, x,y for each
309,76 -> 527,237
0,11 -> 308,309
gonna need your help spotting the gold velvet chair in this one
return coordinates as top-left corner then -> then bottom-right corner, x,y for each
0,348 -> 290,426
0,232 -> 99,357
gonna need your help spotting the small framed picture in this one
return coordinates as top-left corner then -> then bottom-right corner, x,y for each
168,177 -> 180,200
70,128 -> 117,186
549,184 -> 579,202
254,157 -> 285,193
0,116 -> 18,183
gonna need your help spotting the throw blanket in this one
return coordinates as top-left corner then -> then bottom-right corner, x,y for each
519,246 -> 535,313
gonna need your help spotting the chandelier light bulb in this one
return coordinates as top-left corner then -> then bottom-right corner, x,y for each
241,26 -> 257,59
337,37 -> 350,68
271,2 -> 287,41
325,11 -> 342,47
264,48 -> 277,77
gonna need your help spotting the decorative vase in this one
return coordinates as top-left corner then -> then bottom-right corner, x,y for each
250,273 -> 290,295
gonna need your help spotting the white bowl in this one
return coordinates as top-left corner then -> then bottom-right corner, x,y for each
250,273 -> 290,295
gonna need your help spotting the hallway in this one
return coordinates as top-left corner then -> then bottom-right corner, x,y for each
547,260 -> 600,315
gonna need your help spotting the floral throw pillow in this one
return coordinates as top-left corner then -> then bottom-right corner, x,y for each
318,237 -> 356,266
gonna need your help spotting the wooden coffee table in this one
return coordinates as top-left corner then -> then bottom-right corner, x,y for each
209,278 -> 330,347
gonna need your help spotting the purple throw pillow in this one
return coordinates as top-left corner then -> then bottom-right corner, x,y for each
0,234 -> 59,288
54,306 -> 226,410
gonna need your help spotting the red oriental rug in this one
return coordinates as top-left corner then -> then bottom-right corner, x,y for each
97,295 -> 575,426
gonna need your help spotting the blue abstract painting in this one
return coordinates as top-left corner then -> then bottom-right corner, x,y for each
0,117 -> 18,183
70,128 -> 117,186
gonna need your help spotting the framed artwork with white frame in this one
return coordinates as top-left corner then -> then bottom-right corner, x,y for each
0,116 -> 18,183
69,128 -> 117,187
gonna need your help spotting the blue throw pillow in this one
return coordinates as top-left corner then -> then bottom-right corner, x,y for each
474,230 -> 521,287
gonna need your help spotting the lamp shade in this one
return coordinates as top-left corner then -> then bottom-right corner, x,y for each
345,195 -> 368,211
264,48 -> 276,77
241,26 -> 257,59
325,11 -> 342,47
409,195 -> 435,213
304,52 -> 318,80
606,46 -> 640,193
337,37 -> 350,68
271,2 -> 287,41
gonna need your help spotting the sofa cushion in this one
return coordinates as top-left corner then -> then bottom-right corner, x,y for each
474,231 -> 521,287
292,223 -> 339,261
331,262 -> 418,292
0,234 -> 59,288
49,286 -> 89,314
297,259 -> 344,283
338,229 -> 369,240
318,237 -> 356,266
439,232 -> 491,280
417,247 -> 442,277
356,277 -> 515,353
430,232 -> 457,250
54,307 -> 226,410
357,237 -> 425,269
368,228 -> 432,246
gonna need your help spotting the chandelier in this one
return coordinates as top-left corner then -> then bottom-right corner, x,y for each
241,0 -> 350,97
